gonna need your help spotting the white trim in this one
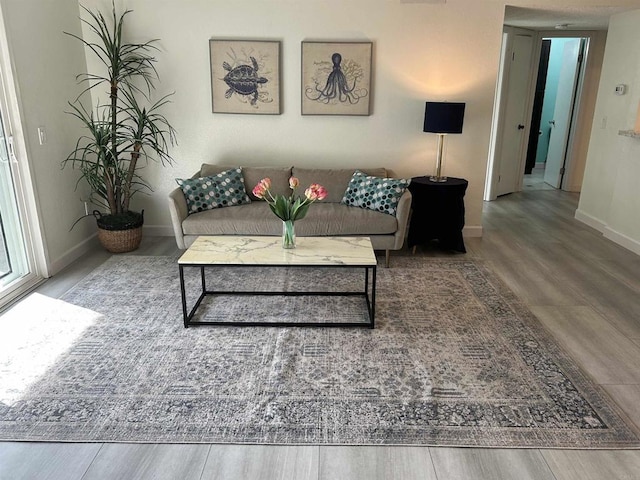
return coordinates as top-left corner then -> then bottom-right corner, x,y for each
0,4 -> 48,279
47,234 -> 98,277
574,208 -> 606,233
463,225 -> 483,237
0,275 -> 44,313
604,227 -> 640,257
575,210 -> 640,256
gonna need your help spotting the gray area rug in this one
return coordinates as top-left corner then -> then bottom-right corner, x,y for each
0,255 -> 638,447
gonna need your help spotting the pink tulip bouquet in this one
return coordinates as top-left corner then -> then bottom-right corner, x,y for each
252,176 -> 327,248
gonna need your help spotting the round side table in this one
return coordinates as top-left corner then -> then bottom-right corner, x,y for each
407,176 -> 468,253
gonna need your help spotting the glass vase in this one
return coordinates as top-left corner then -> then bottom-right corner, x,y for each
282,220 -> 296,249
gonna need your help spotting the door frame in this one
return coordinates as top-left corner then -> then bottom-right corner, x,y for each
0,4 -> 48,308
485,29 -> 602,200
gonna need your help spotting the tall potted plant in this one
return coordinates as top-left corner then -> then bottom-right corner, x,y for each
64,2 -> 176,252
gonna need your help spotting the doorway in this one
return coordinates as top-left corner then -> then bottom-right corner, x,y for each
485,29 -> 594,200
524,37 -> 587,190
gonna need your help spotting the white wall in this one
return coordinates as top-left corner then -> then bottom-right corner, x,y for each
79,0 -> 506,237
0,0 -> 93,274
577,8 -> 640,255
4,0 -> 636,272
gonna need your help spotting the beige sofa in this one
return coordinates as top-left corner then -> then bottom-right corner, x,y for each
168,165 -> 412,266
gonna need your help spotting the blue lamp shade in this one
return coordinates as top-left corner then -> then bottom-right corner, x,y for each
423,102 -> 466,134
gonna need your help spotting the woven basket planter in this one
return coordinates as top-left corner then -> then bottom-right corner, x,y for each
95,211 -> 144,253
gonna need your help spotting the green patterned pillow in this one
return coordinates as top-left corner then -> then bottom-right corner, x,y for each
341,170 -> 410,216
176,167 -> 251,214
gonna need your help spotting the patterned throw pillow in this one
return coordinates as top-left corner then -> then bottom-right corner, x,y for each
341,170 -> 410,216
176,167 -> 251,214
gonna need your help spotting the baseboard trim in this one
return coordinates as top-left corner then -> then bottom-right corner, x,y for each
604,227 -> 640,256
463,226 -> 483,237
574,209 -> 606,233
47,233 -> 99,277
575,210 -> 640,256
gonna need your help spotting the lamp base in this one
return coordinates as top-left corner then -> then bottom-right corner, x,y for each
429,175 -> 447,183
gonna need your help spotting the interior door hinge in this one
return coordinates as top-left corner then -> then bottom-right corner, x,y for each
559,167 -> 565,175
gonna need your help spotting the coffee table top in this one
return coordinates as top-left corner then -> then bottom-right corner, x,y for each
178,236 -> 377,266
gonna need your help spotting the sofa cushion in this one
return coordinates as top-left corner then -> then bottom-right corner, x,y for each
200,164 -> 292,201
292,167 -> 387,203
176,168 -> 250,214
342,171 -> 410,216
182,202 -> 397,236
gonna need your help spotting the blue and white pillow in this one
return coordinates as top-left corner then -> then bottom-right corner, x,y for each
176,167 -> 251,214
341,170 -> 409,216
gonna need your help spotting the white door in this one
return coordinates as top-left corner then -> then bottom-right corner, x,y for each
544,39 -> 582,188
0,26 -> 43,309
496,33 -> 535,196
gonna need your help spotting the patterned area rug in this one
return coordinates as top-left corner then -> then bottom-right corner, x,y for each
0,256 -> 638,447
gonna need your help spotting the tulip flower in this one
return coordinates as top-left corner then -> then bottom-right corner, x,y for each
252,177 -> 327,223
252,183 -> 266,199
260,177 -> 271,190
304,187 -> 317,201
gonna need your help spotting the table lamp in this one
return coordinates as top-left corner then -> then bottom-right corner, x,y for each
423,101 -> 465,182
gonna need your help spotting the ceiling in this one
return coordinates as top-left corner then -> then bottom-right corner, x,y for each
503,5 -> 636,30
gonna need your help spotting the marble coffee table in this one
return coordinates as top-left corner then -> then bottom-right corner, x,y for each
178,236 -> 377,328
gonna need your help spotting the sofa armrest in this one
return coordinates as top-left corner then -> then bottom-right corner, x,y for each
168,187 -> 188,249
393,190 -> 412,250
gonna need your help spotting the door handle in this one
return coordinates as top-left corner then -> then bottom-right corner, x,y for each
517,124 -> 525,130
549,120 -> 556,126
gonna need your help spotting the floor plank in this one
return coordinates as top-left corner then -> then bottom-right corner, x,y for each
603,384 -> 640,434
531,305 -> 640,385
486,257 -> 587,306
429,448 -> 555,480
81,443 -> 210,480
0,442 -> 101,480
319,446 -> 437,480
541,449 -> 640,480
201,445 -> 318,480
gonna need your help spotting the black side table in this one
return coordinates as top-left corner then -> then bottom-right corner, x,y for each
407,176 -> 468,253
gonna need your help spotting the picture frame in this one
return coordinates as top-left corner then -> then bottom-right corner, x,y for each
301,41 -> 372,116
210,39 -> 281,114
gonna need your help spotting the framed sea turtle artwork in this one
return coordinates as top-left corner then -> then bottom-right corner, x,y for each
210,39 -> 281,114
301,41 -> 372,116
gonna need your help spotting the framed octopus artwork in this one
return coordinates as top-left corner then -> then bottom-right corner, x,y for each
301,41 -> 372,116
209,39 -> 281,114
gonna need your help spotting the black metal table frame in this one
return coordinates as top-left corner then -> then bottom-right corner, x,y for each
179,263 -> 376,328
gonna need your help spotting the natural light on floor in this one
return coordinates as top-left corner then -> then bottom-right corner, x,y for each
0,293 -> 101,405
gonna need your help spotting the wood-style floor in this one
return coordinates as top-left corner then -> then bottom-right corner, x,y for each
2,182 -> 640,479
